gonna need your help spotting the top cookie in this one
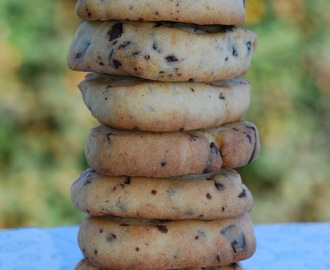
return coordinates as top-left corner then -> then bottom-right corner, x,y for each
75,0 -> 246,26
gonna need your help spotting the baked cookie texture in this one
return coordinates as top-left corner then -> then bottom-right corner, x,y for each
75,259 -> 244,270
75,0 -> 246,25
85,121 -> 260,178
79,74 -> 251,132
71,168 -> 253,220
78,214 -> 255,270
67,21 -> 257,82
68,0 -> 259,269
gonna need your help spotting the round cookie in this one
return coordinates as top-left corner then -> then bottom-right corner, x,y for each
85,121 -> 260,178
78,214 -> 255,270
79,73 -> 251,132
71,168 -> 253,220
67,21 -> 257,82
75,258 -> 244,270
75,0 -> 246,26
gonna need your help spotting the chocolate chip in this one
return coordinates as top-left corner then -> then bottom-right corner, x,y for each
108,49 -> 114,62
135,247 -> 140,252
156,225 -> 168,233
106,233 -> 117,242
238,189 -> 246,198
206,193 -> 212,199
232,47 -> 238,57
246,41 -> 252,53
124,176 -> 131,185
247,125 -> 258,164
203,168 -> 211,174
106,132 -> 114,144
113,59 -> 122,69
215,182 -> 225,191
84,176 -> 93,186
94,250 -> 98,255
152,42 -> 160,53
76,42 -> 90,59
160,161 -> 167,167
118,41 -> 131,49
246,133 -> 252,144
99,228 -> 103,233
119,177 -> 131,189
165,55 -> 178,63
216,253 -> 221,262
108,23 -> 123,41
221,225 -> 246,253
151,190 -> 158,195
210,142 -> 220,155
120,224 -> 129,226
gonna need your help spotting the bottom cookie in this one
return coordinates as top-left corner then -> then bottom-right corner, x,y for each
78,214 -> 255,270
75,259 -> 244,270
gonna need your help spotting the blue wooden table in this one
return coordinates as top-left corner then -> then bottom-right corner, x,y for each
1,223 -> 329,269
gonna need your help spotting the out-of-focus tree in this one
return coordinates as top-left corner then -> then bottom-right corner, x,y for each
0,0 -> 329,228
241,0 -> 330,222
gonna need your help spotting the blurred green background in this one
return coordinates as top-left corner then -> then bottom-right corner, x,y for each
0,0 -> 329,228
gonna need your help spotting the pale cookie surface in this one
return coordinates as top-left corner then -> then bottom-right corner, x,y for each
67,21 -> 257,82
78,214 -> 255,270
71,168 -> 253,220
85,121 -> 260,178
75,0 -> 246,25
79,74 -> 251,132
75,258 -> 244,270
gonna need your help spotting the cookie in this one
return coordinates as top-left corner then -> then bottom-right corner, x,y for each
79,74 -> 251,132
71,168 -> 253,220
67,21 -> 257,82
75,0 -> 246,26
75,258 -> 244,270
78,214 -> 255,270
85,121 -> 260,178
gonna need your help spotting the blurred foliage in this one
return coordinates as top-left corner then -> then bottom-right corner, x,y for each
0,0 -> 329,228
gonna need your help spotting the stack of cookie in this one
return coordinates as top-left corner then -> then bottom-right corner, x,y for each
67,1 -> 259,269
